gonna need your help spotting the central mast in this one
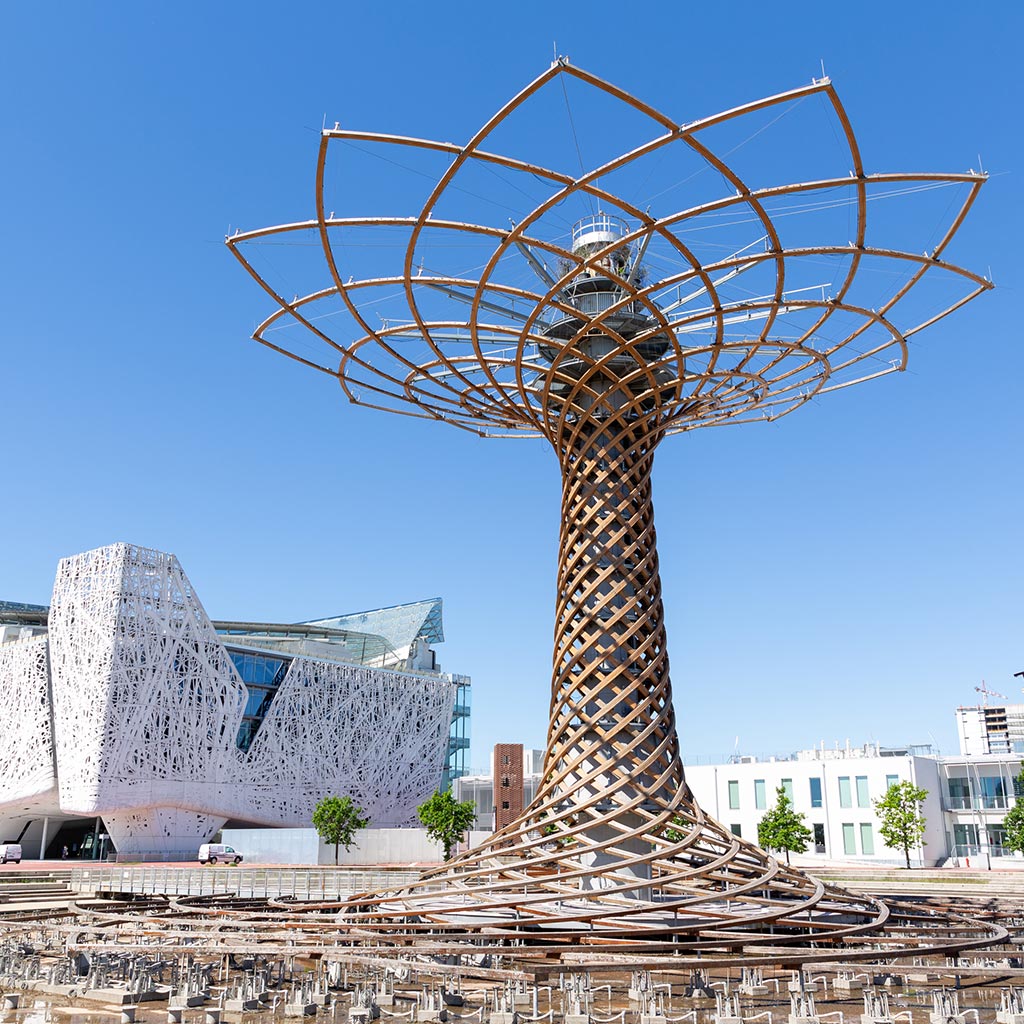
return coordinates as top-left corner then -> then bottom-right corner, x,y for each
532,215 -> 685,888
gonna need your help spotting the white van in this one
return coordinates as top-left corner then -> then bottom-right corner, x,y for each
198,843 -> 243,865
0,843 -> 22,864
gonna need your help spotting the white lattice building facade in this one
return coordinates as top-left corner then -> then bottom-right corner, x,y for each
0,544 -> 467,859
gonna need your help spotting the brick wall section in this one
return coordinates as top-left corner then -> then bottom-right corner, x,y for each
492,743 -> 525,833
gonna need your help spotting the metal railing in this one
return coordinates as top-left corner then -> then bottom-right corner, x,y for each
70,865 -> 422,899
572,213 -> 629,246
943,796 -> 1009,811
949,843 -> 1016,860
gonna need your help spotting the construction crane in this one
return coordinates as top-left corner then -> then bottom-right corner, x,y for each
975,680 -> 1008,706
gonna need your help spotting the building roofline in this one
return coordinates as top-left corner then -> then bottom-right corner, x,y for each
300,596 -> 443,623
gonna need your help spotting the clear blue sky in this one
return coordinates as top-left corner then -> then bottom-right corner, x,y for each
2,3 -> 1021,768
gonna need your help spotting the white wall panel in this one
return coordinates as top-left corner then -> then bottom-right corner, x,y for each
0,636 -> 57,810
27,542 -> 459,856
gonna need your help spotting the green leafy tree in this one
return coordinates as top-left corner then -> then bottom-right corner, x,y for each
663,816 -> 686,843
538,809 -> 577,848
1002,768 -> 1024,854
417,789 -> 476,860
874,781 -> 928,868
757,785 -> 813,865
312,795 -> 370,865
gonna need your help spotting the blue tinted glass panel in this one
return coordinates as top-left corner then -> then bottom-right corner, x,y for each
809,777 -> 822,808
227,649 -> 291,752
441,679 -> 471,791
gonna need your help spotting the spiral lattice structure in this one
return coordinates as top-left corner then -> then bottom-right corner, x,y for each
229,62 -> 999,963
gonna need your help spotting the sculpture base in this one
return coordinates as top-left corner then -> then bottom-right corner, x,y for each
339,797 -> 1005,968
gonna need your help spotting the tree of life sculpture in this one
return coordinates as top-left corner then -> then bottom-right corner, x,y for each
229,62 -> 999,962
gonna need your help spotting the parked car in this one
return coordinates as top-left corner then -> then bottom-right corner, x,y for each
198,843 -> 242,865
0,844 -> 22,864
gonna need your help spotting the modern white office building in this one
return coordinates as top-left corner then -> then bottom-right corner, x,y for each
0,543 -> 470,860
682,745 -> 943,866
957,703 -> 1024,756
456,740 -> 1024,868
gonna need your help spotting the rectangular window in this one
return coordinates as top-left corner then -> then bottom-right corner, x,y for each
948,777 -> 970,809
730,824 -> 742,837
859,823 -> 875,855
954,823 -> 979,855
988,824 -> 1006,852
838,777 -> 852,808
842,823 -> 856,856
781,778 -> 794,802
979,776 -> 1007,809
856,776 -> 870,807
886,774 -> 900,790
754,779 -> 766,810
809,777 -> 823,808
728,780 -> 740,810
813,823 -> 826,853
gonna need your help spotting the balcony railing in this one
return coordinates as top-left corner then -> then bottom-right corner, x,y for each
943,796 -> 1008,811
950,843 -> 1016,860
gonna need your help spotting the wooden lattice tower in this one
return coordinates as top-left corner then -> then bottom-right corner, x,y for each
228,62 -> 999,963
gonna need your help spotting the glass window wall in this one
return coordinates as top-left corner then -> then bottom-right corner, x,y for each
227,649 -> 291,752
978,775 -> 1006,809
947,776 -> 970,809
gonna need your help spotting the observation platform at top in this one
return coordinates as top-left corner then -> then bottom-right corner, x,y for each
571,211 -> 630,249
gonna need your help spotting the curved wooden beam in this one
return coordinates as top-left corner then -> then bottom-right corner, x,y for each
227,63 -> 995,963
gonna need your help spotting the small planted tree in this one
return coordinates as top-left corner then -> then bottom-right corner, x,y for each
312,795 -> 370,865
417,789 -> 476,860
874,780 -> 927,868
757,785 -> 813,865
1001,768 -> 1024,854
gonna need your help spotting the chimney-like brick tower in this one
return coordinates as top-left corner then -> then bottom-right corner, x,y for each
492,743 -> 525,833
